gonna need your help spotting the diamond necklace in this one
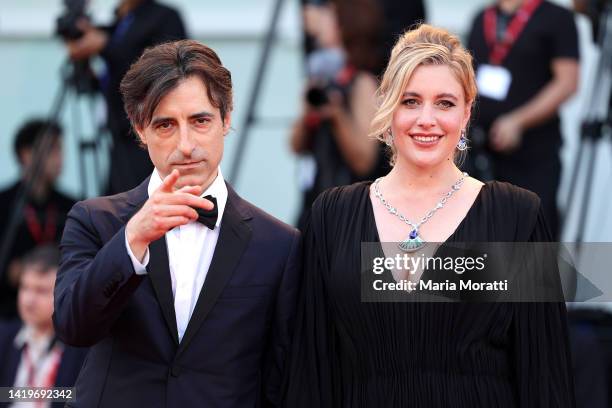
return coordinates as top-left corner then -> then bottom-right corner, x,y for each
373,172 -> 468,252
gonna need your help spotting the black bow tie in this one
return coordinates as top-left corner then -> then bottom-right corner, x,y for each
193,195 -> 218,229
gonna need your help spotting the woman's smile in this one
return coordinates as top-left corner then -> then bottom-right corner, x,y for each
409,133 -> 444,147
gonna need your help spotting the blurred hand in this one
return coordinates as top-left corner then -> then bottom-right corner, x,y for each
125,170 -> 215,262
66,19 -> 108,61
490,114 -> 523,153
316,90 -> 345,121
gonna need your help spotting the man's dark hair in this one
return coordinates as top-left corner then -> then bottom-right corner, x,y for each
14,119 -> 62,164
20,245 -> 60,277
120,39 -> 233,130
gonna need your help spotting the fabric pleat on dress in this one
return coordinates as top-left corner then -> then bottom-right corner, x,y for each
282,181 -> 575,407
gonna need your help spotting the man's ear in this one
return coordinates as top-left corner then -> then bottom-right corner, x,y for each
134,126 -> 147,146
223,113 -> 232,136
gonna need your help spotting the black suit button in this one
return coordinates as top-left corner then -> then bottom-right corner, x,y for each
170,364 -> 181,377
103,281 -> 120,298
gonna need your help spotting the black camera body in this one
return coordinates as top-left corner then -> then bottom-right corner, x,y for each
306,82 -> 346,108
56,0 -> 88,40
306,86 -> 330,108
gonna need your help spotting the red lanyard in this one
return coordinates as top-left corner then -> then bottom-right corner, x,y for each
483,0 -> 542,65
23,204 -> 57,244
23,343 -> 63,408
23,343 -> 62,387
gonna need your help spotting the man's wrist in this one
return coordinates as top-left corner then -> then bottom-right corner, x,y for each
124,230 -> 150,275
126,227 -> 148,263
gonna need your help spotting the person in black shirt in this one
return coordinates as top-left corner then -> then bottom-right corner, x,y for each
0,119 -> 75,320
467,0 -> 579,239
66,0 -> 186,194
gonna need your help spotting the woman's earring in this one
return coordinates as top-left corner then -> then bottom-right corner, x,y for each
386,128 -> 394,146
457,129 -> 468,151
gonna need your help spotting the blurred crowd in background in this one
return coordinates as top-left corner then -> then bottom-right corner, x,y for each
0,0 -> 611,406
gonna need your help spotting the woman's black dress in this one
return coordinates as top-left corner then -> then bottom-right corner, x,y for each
283,181 -> 574,407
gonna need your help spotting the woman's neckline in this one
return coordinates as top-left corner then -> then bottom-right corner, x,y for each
365,180 -> 491,244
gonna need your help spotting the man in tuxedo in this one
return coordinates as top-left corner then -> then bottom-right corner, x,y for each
53,40 -> 301,407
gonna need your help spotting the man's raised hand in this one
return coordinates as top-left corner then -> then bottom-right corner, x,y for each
126,170 -> 214,262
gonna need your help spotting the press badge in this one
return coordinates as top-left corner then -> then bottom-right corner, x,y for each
476,64 -> 512,101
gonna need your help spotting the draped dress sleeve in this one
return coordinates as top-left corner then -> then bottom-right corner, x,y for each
282,189 -> 340,407
512,197 -> 575,407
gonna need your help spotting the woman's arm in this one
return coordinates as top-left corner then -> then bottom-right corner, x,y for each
326,72 -> 379,176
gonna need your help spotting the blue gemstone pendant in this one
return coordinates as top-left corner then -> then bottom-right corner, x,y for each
399,229 -> 425,252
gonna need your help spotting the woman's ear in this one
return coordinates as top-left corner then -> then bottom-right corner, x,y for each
462,99 -> 473,129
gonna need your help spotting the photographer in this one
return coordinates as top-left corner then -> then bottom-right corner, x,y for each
65,0 -> 186,194
291,0 -> 388,230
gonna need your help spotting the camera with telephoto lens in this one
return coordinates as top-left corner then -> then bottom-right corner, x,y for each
55,0 -> 88,40
54,0 -> 99,94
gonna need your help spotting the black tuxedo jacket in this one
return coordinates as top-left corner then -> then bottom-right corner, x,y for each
53,178 -> 301,407
0,319 -> 88,408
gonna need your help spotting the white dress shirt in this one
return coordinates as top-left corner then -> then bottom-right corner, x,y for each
12,326 -> 62,408
125,168 -> 228,342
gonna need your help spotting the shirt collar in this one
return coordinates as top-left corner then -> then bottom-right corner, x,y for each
147,168 -> 228,228
14,325 -> 54,351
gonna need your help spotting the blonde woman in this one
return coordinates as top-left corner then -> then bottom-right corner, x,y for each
283,24 -> 574,407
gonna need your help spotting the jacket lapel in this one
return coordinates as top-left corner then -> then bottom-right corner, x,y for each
177,186 -> 252,355
123,176 -> 150,211
148,237 -> 180,345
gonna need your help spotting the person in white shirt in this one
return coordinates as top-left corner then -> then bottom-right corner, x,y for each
0,245 -> 86,408
53,40 -> 301,408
